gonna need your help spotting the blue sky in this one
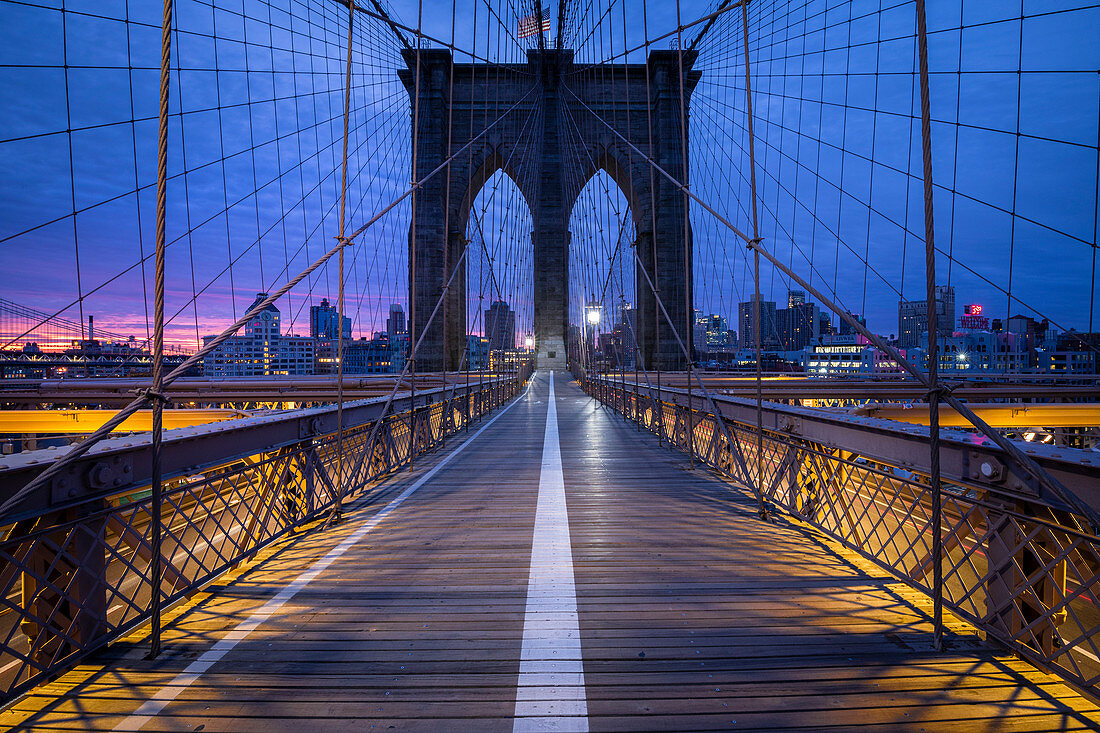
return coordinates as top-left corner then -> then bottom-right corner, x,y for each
0,0 -> 1097,348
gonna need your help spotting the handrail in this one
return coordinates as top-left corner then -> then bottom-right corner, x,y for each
583,372 -> 1100,695
587,374 -> 1100,515
0,364 -> 532,703
0,375 -> 515,524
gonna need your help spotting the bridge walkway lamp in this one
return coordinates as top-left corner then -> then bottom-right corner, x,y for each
585,301 -> 601,373
585,303 -> 601,326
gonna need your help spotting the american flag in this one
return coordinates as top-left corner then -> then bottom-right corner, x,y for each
518,8 -> 552,38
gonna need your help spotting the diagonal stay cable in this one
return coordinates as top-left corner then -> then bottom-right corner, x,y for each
336,0 -> 534,73
567,0 -> 747,76
561,81 -> 1100,531
0,86 -> 537,520
342,82 -> 545,490
559,79 -> 748,499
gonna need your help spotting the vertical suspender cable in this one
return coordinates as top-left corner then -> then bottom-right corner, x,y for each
469,1 -> 481,421
641,0 -> 661,415
674,1 -> 694,470
915,0 -> 944,652
331,0 -> 356,523
439,0 -> 456,447
614,0 -> 637,427
409,0 -> 424,466
1090,73 -> 1100,375
60,3 -> 87,375
147,0 -> 173,660
741,0 -> 767,520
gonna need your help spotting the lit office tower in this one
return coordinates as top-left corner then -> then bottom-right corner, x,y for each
309,298 -> 351,340
778,301 -> 819,351
205,293 -> 314,376
386,304 -> 406,336
619,304 -> 636,355
898,285 -> 955,349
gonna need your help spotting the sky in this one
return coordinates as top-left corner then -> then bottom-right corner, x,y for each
0,0 -> 1098,350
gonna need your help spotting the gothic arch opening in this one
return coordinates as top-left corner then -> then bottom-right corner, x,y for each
454,148 -> 535,241
464,169 -> 534,365
568,170 -> 636,369
404,48 -> 695,371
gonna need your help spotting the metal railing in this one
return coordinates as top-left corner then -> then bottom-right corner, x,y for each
0,364 -> 531,702
583,373 -> 1100,695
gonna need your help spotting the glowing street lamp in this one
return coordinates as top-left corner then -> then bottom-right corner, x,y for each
524,335 -> 534,350
585,302 -> 601,326
583,301 -> 602,371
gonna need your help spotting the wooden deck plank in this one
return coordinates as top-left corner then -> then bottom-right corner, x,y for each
554,375 -> 1100,732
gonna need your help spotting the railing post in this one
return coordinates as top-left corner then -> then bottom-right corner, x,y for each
304,442 -> 316,515
656,369 -> 663,445
283,444 -> 305,527
984,500 -> 1067,659
21,508 -> 108,670
426,393 -> 435,450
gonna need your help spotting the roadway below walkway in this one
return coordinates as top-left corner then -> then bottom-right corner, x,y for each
4,371 -> 1099,732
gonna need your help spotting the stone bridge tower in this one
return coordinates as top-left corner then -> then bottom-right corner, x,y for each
400,48 -> 699,371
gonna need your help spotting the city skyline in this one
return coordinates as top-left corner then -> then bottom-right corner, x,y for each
8,283 -> 1100,357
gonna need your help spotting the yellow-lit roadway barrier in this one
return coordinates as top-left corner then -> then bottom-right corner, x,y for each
852,402 -> 1100,428
0,409 -> 246,433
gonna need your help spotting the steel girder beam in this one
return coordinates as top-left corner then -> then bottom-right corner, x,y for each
0,373 -> 507,407
0,378 -> 512,523
613,374 -> 1100,402
4,374 -> 1099,407
592,376 -> 1100,516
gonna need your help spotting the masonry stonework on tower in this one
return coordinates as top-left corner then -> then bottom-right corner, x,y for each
400,47 -> 698,371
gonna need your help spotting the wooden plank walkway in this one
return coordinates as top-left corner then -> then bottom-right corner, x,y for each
4,371 -> 1100,731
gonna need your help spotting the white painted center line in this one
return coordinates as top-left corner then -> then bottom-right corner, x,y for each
114,377 -> 534,732
514,372 -> 588,733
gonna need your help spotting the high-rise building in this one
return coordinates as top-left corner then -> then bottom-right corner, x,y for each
343,337 -> 396,374
787,290 -> 806,308
693,311 -> 707,352
484,300 -> 516,351
467,334 -> 490,370
777,302 -> 818,351
1007,314 -> 1052,368
386,304 -> 406,336
941,285 -> 956,335
739,296 -> 779,348
309,297 -> 351,340
618,304 -> 636,361
204,293 -> 314,377
897,300 -> 923,349
695,313 -> 731,351
898,285 -> 955,349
